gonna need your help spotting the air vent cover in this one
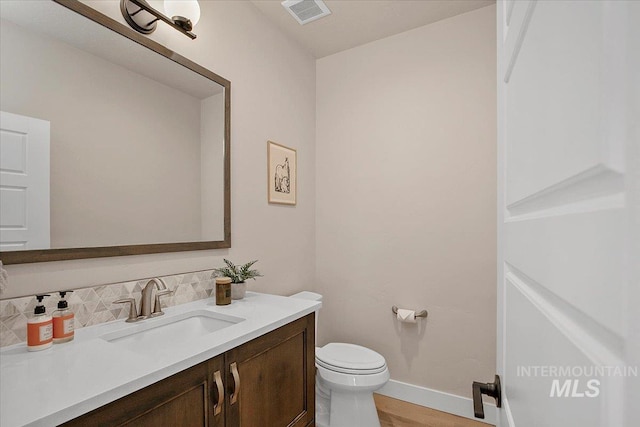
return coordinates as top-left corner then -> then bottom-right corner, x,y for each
282,0 -> 331,25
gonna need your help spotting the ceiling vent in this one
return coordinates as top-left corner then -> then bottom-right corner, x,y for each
281,0 -> 332,25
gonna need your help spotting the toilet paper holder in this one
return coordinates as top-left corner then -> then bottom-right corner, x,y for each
392,306 -> 428,319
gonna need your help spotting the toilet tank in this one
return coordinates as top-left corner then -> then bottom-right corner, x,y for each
290,291 -> 322,340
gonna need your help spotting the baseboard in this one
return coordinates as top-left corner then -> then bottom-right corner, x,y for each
376,379 -> 497,425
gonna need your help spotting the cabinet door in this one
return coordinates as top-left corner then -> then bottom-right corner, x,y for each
62,355 -> 225,427
225,314 -> 315,427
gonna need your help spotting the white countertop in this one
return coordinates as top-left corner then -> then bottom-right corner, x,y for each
0,292 -> 320,427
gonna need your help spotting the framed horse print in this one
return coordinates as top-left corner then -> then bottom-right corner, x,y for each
267,141 -> 297,205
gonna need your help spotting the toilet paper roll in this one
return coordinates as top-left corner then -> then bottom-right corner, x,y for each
396,309 -> 417,324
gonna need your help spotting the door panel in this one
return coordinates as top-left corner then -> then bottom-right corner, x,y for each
505,279 -> 607,426
497,1 -> 637,426
505,0 -> 610,206
503,0 -> 535,83
506,209 -> 626,335
0,111 -> 50,250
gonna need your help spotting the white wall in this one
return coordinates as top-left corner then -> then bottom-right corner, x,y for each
1,0 -> 316,299
315,5 -> 496,399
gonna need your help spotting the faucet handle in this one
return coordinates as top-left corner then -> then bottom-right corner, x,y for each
113,298 -> 141,322
150,290 -> 174,317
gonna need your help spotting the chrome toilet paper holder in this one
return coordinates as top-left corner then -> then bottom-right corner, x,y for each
392,306 -> 428,319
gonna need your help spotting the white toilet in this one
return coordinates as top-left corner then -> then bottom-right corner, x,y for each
291,292 -> 390,427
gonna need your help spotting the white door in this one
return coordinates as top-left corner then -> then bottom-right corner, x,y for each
0,111 -> 50,251
491,1 -> 639,426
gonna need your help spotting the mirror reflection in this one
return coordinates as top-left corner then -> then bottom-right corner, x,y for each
0,0 -> 228,256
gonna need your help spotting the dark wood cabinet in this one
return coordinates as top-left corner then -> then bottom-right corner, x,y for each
225,313 -> 315,427
62,354 -> 225,427
62,313 -> 314,427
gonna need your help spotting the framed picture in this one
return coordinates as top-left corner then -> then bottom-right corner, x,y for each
267,140 -> 297,205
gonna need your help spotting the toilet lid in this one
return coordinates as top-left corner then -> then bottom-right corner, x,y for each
316,343 -> 387,374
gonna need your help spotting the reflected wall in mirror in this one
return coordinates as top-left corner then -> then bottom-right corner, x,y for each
0,0 -> 230,264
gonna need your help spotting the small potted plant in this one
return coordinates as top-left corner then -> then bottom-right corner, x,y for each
213,259 -> 262,300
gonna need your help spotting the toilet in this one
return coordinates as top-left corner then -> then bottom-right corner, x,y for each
291,292 -> 390,427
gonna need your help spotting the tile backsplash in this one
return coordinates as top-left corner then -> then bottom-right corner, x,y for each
0,270 -> 216,348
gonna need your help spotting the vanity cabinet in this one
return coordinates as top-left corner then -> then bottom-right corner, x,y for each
61,314 -> 315,427
225,313 -> 315,427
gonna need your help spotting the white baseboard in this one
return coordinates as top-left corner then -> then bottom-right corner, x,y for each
376,379 -> 497,425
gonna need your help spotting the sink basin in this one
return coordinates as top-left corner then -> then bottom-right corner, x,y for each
102,310 -> 244,356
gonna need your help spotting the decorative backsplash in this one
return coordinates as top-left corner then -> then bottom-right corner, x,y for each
0,270 -> 216,348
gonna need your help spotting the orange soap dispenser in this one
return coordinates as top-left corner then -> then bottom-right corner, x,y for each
27,294 -> 53,351
53,291 -> 74,343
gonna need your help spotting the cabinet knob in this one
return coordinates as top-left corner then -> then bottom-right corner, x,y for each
229,362 -> 240,405
212,370 -> 224,416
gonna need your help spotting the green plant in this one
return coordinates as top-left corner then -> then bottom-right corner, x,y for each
213,259 -> 262,283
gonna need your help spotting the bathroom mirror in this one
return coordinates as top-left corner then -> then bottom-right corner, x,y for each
0,0 -> 230,264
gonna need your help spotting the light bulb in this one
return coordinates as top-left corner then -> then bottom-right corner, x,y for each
164,0 -> 201,29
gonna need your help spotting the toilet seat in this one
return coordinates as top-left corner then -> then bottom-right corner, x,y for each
316,343 -> 387,375
316,364 -> 390,392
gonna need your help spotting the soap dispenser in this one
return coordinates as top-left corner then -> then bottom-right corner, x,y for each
27,294 -> 53,351
53,291 -> 74,343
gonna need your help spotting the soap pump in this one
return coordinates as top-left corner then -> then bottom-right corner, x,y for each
53,290 -> 74,343
27,294 -> 53,351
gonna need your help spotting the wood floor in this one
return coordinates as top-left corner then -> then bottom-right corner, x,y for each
374,394 -> 494,427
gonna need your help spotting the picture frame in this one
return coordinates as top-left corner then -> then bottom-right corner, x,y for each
267,140 -> 297,205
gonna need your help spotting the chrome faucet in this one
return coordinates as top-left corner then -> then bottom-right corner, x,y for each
113,277 -> 172,322
140,278 -> 168,318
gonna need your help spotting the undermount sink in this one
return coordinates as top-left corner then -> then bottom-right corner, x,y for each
102,310 -> 244,356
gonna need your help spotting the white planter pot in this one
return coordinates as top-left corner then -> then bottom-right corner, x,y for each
231,282 -> 247,300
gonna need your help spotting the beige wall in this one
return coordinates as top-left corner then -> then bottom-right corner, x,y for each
2,1 -> 316,299
315,5 -> 496,399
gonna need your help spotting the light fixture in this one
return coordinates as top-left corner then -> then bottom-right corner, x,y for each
120,0 -> 199,39
164,0 -> 201,32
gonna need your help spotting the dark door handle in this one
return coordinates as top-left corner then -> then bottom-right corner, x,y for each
472,374 -> 502,419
